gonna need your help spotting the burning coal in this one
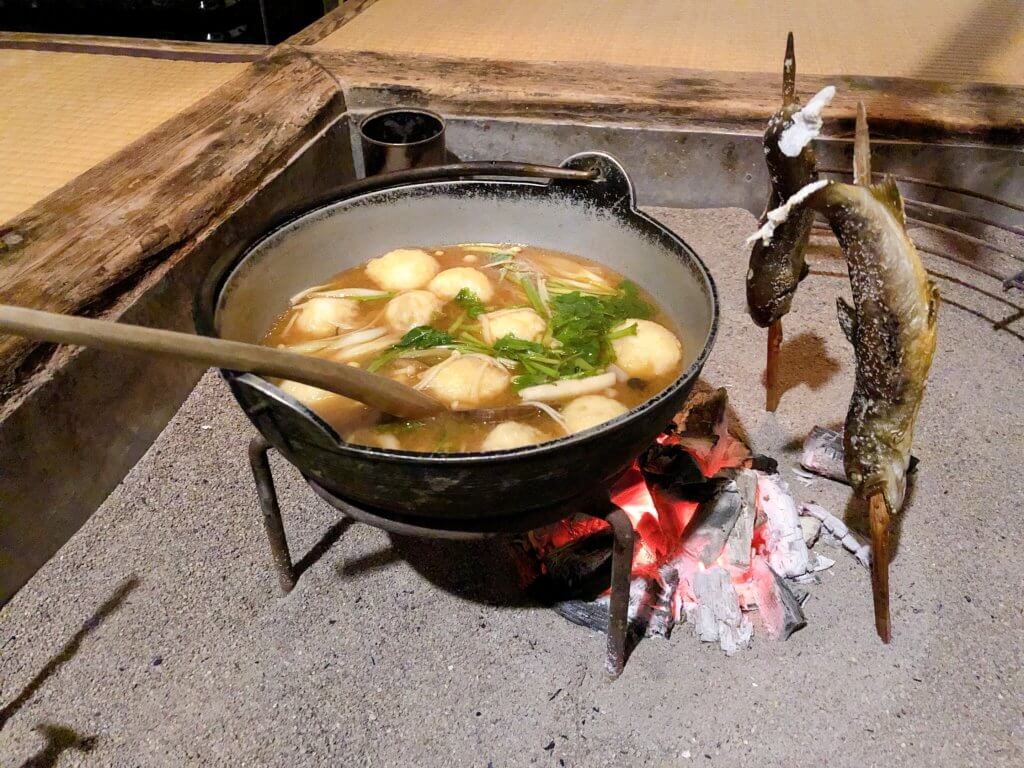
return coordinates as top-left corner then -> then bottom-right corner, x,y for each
522,389 -> 839,655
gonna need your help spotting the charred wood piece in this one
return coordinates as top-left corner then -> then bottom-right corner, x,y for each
750,557 -> 808,640
554,597 -> 609,633
638,441 -> 704,486
533,530 -> 614,600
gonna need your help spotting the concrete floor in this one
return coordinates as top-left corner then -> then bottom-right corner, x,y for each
1,208 -> 1021,767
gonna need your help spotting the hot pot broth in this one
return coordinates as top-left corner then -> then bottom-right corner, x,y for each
261,244 -> 686,452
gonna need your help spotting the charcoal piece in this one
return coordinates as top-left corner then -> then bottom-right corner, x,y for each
800,516 -> 822,546
800,502 -> 871,569
681,478 -> 743,566
639,442 -> 704,485
747,454 -> 778,473
554,598 -> 609,632
534,531 -> 613,600
801,426 -> 918,483
800,426 -> 848,483
757,472 -> 811,577
691,566 -> 752,654
677,387 -> 729,439
675,386 -> 753,450
750,558 -> 807,640
632,577 -> 675,638
724,469 -> 758,568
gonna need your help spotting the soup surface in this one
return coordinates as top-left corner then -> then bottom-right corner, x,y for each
261,244 -> 687,452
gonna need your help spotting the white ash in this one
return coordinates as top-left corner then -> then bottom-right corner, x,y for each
723,469 -> 758,568
800,502 -> 871,569
746,179 -> 829,246
756,472 -> 811,577
688,566 -> 753,655
778,85 -> 836,157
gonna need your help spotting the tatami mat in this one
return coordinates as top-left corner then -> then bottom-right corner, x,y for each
0,49 -> 245,222
318,0 -> 1024,85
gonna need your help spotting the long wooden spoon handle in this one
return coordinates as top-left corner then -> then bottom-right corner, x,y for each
0,304 -> 442,419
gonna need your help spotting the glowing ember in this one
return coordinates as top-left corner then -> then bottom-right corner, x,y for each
525,390 -> 836,654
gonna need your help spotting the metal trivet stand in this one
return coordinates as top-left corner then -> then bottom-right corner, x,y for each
248,436 -> 637,677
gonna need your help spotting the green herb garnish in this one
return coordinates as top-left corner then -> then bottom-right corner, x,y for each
397,325 -> 453,349
367,325 -> 454,372
454,288 -> 487,318
519,277 -> 549,318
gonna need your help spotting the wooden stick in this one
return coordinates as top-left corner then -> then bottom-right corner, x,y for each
867,490 -> 892,643
853,101 -> 872,186
0,304 -> 443,419
782,32 -> 796,106
766,319 -> 783,411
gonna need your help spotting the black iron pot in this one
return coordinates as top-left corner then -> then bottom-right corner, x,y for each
195,153 -> 719,528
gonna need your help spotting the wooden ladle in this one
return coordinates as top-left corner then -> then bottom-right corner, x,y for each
0,304 -> 444,419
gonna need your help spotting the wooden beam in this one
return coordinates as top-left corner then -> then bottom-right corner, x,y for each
287,0 -> 380,46
0,31 -> 268,62
0,48 -> 345,409
305,48 -> 1024,142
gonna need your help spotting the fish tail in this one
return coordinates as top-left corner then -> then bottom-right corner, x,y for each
853,102 -> 872,186
783,32 -> 796,105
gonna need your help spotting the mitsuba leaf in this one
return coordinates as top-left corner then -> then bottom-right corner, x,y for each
397,325 -> 453,349
454,288 -> 487,318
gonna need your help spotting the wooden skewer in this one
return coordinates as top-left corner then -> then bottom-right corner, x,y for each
765,319 -> 783,411
867,490 -> 892,643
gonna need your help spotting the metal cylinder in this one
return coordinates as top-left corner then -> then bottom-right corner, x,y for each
359,108 -> 446,177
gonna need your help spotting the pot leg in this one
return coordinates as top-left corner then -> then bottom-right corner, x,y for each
603,505 -> 635,678
248,436 -> 296,593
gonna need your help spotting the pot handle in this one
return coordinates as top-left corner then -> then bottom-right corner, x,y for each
555,152 -> 638,211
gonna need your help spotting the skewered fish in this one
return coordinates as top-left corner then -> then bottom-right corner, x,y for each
747,33 -> 834,410
748,103 -> 940,642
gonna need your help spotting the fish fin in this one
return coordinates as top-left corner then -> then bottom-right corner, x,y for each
869,176 -> 907,226
782,32 -> 796,105
799,259 -> 811,282
927,281 -> 941,326
853,102 -> 872,185
836,297 -> 857,343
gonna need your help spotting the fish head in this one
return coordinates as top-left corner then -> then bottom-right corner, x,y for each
844,420 -> 910,511
746,207 -> 814,327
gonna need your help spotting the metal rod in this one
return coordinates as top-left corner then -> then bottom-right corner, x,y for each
819,167 -> 1024,215
248,436 -> 296,593
903,198 -> 1024,241
924,268 -> 1024,311
812,222 -> 1010,282
905,218 -> 1024,265
602,505 -> 635,679
913,244 -> 1010,283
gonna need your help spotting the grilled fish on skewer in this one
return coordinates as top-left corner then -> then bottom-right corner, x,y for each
746,33 -> 835,410
748,103 -> 939,642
